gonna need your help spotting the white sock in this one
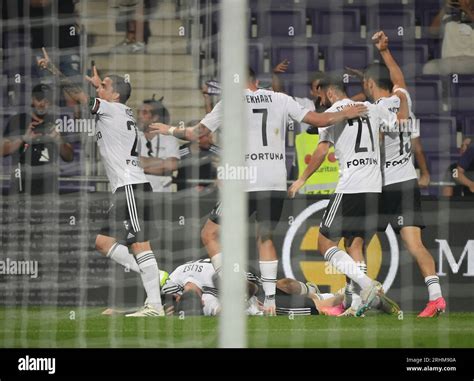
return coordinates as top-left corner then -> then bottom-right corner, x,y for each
106,243 -> 140,273
298,281 -> 308,295
210,253 -> 222,276
260,260 -> 278,297
349,261 -> 366,309
135,251 -> 162,309
425,275 -> 442,301
319,293 -> 335,300
324,247 -> 372,290
343,281 -> 353,309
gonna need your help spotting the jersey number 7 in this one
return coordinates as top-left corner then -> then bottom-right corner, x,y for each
253,108 -> 268,147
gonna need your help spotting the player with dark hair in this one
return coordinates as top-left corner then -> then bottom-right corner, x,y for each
137,95 -> 179,192
148,66 -> 368,315
369,31 -> 446,317
37,48 -> 165,317
289,75 -> 403,317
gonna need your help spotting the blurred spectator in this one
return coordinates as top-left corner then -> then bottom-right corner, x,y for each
2,84 -> 74,195
443,136 -> 474,197
272,60 -> 327,133
423,0 -> 474,75
176,121 -> 219,192
30,0 -> 81,78
137,96 -> 180,192
111,0 -> 159,54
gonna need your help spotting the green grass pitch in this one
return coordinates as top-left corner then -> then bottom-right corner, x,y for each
0,308 -> 473,348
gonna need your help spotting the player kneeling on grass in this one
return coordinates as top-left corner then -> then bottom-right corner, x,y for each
148,67 -> 368,316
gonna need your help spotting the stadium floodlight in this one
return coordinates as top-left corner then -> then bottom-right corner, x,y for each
219,0 -> 249,348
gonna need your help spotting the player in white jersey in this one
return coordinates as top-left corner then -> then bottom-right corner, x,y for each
136,97 -> 180,192
161,258 -> 220,316
289,76 -> 403,317
368,31 -> 446,317
38,49 -> 165,317
149,67 -> 367,315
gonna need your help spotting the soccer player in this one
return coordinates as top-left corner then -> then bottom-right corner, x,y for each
369,31 -> 446,317
148,67 -> 368,315
289,76 -> 399,317
37,48 -> 165,317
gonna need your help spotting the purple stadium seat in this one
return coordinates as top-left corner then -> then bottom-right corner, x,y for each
418,116 -> 457,153
449,78 -> 474,113
272,44 -> 319,74
367,8 -> 415,40
406,80 -> 442,115
383,44 -> 429,76
260,9 -> 306,38
287,82 -> 310,98
324,45 -> 371,72
310,9 -> 361,35
463,117 -> 474,137
248,42 -> 264,74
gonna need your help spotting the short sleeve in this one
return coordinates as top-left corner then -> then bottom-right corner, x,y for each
459,147 -> 474,170
318,126 -> 334,144
89,97 -> 113,116
376,104 -> 397,131
286,95 -> 310,123
200,100 -> 222,132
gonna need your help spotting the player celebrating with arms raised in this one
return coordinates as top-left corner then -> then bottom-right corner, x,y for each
148,67 -> 368,315
38,48 -> 165,317
371,31 -> 446,317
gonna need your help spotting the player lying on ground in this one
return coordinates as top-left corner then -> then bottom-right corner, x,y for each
38,48 -> 165,317
147,67 -> 368,316
289,76 -> 402,317
345,31 -> 446,317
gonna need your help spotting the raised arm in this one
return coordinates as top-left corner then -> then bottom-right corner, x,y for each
37,47 -> 98,105
271,59 -> 290,93
288,141 -> 330,198
302,104 -> 367,128
373,31 -> 407,90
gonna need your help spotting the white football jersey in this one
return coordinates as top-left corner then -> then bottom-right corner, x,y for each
376,88 -> 419,186
91,98 -> 148,193
162,258 -> 217,296
200,89 -> 310,191
319,98 -> 395,193
138,131 -> 180,192
294,96 -> 316,132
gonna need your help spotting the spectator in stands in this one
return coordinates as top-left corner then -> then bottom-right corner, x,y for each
443,135 -> 474,197
272,60 -> 327,134
423,0 -> 474,75
30,0 -> 81,78
176,120 -> 219,192
137,96 -> 180,192
2,84 -> 74,195
111,0 -> 159,54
